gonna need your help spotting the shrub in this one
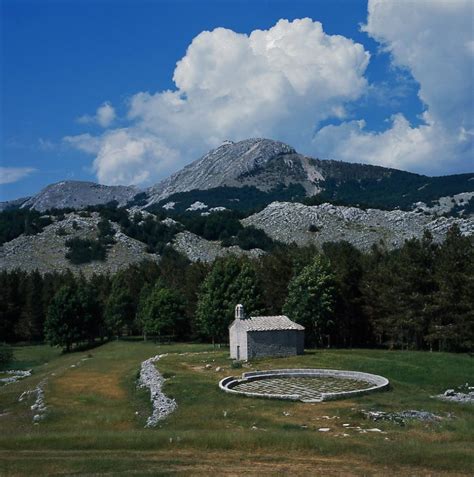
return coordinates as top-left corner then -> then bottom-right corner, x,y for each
65,238 -> 106,264
234,226 -> 275,251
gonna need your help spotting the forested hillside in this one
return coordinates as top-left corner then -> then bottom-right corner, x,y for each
1,226 -> 472,352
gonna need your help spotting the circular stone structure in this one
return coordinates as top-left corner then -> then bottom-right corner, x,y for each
219,369 -> 389,402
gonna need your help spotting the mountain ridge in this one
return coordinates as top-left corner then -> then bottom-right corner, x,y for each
2,138 -> 473,215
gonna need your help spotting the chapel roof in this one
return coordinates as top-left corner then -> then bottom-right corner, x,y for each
236,315 -> 305,332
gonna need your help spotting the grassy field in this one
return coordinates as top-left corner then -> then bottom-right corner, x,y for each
0,341 -> 473,476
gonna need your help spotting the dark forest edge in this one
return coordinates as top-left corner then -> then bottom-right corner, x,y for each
1,225 -> 472,354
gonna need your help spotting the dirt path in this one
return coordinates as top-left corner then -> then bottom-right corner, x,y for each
0,449 -> 470,476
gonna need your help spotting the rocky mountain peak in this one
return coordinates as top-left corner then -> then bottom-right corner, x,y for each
209,138 -> 295,160
146,138 -> 312,205
19,181 -> 139,212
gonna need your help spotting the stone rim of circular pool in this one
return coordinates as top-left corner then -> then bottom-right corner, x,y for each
219,368 -> 390,402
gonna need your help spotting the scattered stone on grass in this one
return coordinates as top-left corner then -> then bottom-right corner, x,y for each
0,369 -> 32,385
362,409 -> 443,425
18,379 -> 48,423
137,354 -> 177,428
318,428 -> 331,432
433,384 -> 474,404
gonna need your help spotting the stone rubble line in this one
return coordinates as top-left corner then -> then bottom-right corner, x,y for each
0,369 -> 32,385
137,354 -> 177,427
18,378 -> 48,423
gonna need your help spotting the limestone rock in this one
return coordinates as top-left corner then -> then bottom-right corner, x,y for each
172,231 -> 265,263
20,181 -> 139,212
242,201 -> 474,251
0,212 -> 159,276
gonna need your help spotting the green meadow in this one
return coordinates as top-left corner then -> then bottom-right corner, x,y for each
1,342 -> 473,476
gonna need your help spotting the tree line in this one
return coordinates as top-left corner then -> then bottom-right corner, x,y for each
0,226 -> 472,353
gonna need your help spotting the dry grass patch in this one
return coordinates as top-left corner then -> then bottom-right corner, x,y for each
52,370 -> 126,400
0,449 -> 469,476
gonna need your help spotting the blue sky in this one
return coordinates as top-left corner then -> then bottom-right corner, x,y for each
1,0 -> 472,201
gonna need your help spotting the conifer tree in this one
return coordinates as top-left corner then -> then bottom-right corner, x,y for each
322,241 -> 366,347
16,271 -> 44,341
429,225 -> 474,351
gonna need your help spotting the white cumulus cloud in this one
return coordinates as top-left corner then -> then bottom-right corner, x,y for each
77,101 -> 116,128
66,18 -> 370,185
91,129 -> 180,185
0,167 -> 36,185
313,0 -> 474,174
313,114 -> 450,172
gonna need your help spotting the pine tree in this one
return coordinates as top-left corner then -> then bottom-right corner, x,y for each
322,241 -> 367,347
16,271 -> 44,341
256,245 -> 296,315
429,226 -> 474,351
374,233 -> 438,350
0,271 -> 23,342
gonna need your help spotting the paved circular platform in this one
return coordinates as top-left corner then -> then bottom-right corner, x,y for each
219,369 -> 389,402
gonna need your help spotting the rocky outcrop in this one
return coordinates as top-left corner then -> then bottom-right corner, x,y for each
172,231 -> 265,263
434,385 -> 474,404
414,191 -> 474,216
0,212 -> 159,276
20,181 -> 139,212
242,202 -> 474,251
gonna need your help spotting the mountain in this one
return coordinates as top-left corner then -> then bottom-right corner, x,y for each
146,138 -> 322,205
147,138 -> 474,215
2,138 -> 473,274
145,137 -> 414,207
0,197 -> 30,212
12,181 -> 140,213
5,139 -> 474,215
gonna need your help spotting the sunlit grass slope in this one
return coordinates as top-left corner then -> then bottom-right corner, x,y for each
0,342 -> 473,475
